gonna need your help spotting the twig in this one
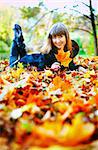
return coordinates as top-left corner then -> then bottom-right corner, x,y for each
72,27 -> 93,35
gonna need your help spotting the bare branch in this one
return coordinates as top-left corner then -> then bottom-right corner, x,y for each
27,8 -> 58,32
72,27 -> 93,35
82,2 -> 90,8
27,8 -> 58,42
84,15 -> 91,20
27,12 -> 51,32
70,8 -> 91,20
82,1 -> 95,12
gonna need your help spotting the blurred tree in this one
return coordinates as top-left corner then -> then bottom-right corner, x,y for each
0,0 -> 97,58
70,0 -> 98,55
19,0 -> 98,55
89,0 -> 98,55
76,37 -> 87,56
0,7 -> 16,54
20,6 -> 41,19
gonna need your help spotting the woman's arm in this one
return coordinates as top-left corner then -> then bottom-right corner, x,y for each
70,40 -> 79,58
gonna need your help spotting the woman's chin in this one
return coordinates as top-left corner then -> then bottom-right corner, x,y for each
56,46 -> 62,49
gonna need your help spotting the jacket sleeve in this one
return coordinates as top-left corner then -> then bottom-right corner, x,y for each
44,53 -> 58,67
68,40 -> 80,70
69,60 -> 80,71
70,40 -> 79,58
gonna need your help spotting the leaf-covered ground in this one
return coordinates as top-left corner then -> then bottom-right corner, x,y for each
0,56 -> 98,150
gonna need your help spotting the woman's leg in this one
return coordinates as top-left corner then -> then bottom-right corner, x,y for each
9,24 -> 27,67
19,54 -> 45,70
9,41 -> 19,67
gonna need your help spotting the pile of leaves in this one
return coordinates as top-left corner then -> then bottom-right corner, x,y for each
0,56 -> 98,150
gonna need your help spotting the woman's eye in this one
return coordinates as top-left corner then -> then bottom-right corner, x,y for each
52,35 -> 56,38
60,35 -> 63,37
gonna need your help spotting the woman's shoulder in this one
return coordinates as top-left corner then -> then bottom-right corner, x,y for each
71,40 -> 79,51
71,40 -> 79,58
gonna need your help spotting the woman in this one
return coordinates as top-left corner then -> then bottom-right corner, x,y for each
10,23 -> 85,71
41,22 -> 80,71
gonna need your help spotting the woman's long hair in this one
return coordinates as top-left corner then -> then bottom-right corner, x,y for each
41,22 -> 72,54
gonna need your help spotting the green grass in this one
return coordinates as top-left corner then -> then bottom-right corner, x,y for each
0,52 -> 9,60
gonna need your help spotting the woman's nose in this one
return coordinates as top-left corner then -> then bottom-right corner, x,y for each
55,37 -> 60,43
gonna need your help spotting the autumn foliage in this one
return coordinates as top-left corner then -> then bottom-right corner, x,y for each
0,56 -> 98,150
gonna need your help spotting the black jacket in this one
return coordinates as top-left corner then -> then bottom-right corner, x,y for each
44,40 -> 79,70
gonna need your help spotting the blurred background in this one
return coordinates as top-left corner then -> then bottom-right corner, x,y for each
0,0 -> 98,59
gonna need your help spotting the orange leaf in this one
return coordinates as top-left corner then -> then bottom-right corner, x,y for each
94,93 -> 98,106
55,51 -> 72,67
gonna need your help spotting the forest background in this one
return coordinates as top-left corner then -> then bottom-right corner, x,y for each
0,0 -> 98,60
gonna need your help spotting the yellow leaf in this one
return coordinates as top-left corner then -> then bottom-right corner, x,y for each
55,51 -> 72,67
59,113 -> 95,145
84,71 -> 91,78
44,70 -> 53,77
17,62 -> 24,69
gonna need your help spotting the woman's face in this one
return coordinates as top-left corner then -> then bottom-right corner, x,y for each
52,34 -> 66,50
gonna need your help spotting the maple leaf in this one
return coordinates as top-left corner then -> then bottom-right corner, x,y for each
59,113 -> 95,146
51,76 -> 72,92
55,50 -> 72,67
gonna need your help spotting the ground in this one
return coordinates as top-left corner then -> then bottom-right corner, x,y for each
0,56 -> 98,150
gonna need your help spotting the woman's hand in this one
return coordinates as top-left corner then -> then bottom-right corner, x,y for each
51,62 -> 61,71
78,66 -> 87,73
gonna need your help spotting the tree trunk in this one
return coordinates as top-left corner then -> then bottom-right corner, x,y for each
89,0 -> 98,55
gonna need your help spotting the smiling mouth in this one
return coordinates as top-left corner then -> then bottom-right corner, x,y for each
56,44 -> 61,46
